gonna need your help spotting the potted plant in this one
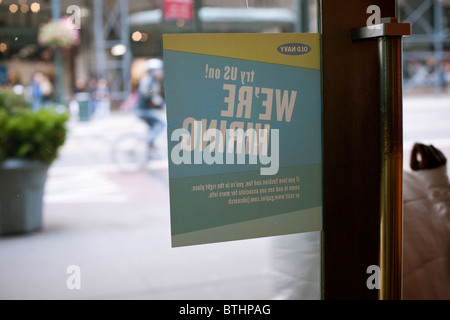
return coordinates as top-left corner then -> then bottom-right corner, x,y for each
0,89 -> 68,235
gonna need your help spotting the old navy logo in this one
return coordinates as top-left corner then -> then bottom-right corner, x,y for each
277,43 -> 311,56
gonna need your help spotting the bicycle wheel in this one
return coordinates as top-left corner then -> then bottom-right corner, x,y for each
112,133 -> 149,172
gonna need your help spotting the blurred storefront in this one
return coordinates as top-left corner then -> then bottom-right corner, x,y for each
0,0 -> 89,108
0,0 -> 313,111
0,0 -> 448,109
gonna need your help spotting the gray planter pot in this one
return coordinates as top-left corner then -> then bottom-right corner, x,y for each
0,159 -> 49,235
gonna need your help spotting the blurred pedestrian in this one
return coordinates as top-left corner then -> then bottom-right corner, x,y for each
87,77 -> 98,118
0,65 -> 7,86
93,78 -> 110,118
8,70 -> 24,95
29,72 -> 44,111
135,58 -> 166,155
40,74 -> 53,107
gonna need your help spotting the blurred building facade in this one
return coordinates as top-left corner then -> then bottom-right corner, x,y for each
399,0 -> 450,94
0,0 -> 312,109
0,0 -> 448,109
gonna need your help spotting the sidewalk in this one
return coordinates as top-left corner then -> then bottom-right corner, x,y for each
0,112 -> 274,300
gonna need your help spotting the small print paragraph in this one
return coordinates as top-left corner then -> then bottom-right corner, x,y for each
190,175 -> 301,205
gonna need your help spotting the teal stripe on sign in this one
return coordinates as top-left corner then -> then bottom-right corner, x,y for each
169,164 -> 321,235
172,206 -> 322,247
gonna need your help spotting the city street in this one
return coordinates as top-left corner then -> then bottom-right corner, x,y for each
0,94 -> 449,300
0,0 -> 448,302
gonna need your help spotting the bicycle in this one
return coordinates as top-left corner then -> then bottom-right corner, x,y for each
112,127 -> 168,172
111,132 -> 150,172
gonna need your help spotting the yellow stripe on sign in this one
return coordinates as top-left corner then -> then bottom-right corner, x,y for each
163,33 -> 320,70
